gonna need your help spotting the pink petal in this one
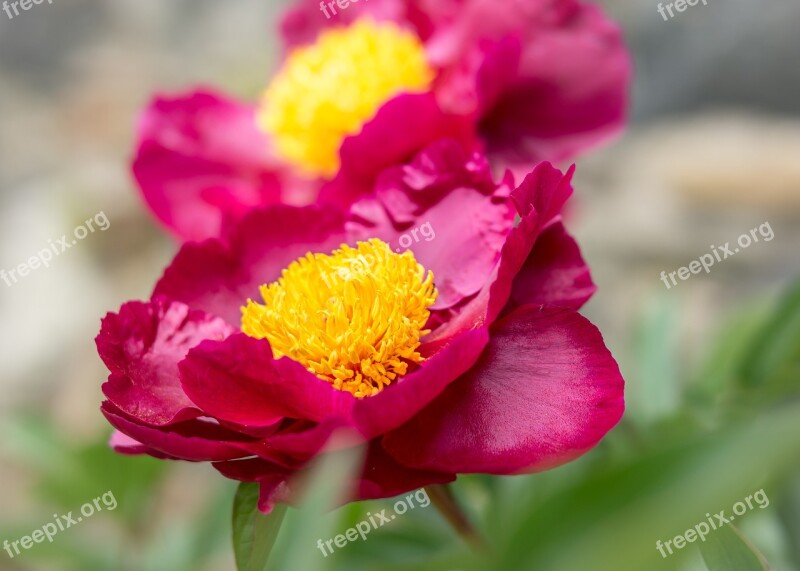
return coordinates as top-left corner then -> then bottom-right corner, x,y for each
383,305 -> 624,473
426,161 -> 574,341
353,326 -> 490,438
97,299 -> 234,426
358,440 -> 455,500
179,333 -> 356,428
320,93 -> 478,207
153,205 -> 347,326
511,161 -> 574,221
507,221 -> 596,311
347,139 -> 515,310
132,89 -> 314,241
108,431 -> 162,456
102,402 -> 253,462
280,0 -> 412,49
423,0 -> 631,164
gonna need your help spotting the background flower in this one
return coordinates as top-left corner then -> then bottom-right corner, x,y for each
131,0 -> 631,241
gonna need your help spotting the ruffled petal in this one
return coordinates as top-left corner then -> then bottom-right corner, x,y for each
153,205 -> 347,326
347,139 -> 515,310
97,298 -> 234,426
426,161 -> 575,341
320,93 -> 478,207
421,0 -> 631,163
108,431 -> 168,457
102,402 -> 253,462
383,305 -> 625,474
132,89 -> 315,241
480,2 -> 631,163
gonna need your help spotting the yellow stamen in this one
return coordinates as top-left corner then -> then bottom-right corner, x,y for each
258,19 -> 434,178
241,239 -> 438,398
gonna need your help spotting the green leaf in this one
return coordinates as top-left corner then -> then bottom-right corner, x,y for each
740,277 -> 800,392
232,482 -> 288,571
700,524 -> 771,571
269,446 -> 364,571
2,415 -> 167,526
629,294 -> 681,422
496,401 -> 800,571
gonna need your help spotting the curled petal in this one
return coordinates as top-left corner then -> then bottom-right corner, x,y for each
97,298 -> 234,426
384,305 -> 624,474
102,402 -> 253,462
179,333 -> 355,428
133,89 -> 314,241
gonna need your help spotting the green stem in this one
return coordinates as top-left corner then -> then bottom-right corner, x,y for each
426,484 -> 487,551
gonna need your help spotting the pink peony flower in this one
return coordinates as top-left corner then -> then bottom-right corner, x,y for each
131,90 -> 319,242
131,0 -> 630,241
282,0 -> 632,183
100,140 -> 624,512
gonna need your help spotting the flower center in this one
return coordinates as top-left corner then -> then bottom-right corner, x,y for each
258,19 -> 434,178
241,239 -> 438,398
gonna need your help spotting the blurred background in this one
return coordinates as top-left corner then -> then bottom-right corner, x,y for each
0,1 -> 798,570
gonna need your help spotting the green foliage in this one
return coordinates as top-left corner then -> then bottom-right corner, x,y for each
5,276 -> 800,571
0,419 -> 232,571
700,524 -> 771,571
233,484 -> 287,571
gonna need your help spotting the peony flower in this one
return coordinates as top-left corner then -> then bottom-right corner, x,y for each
131,89 -> 319,242
99,140 -> 624,512
278,0 -> 632,198
131,0 -> 630,241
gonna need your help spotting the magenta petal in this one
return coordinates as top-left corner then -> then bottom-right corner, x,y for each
280,0 -> 410,49
507,221 -> 596,311
426,161 -> 576,341
383,305 -> 624,474
347,140 -> 515,310
264,419 -> 361,465
102,402 -> 251,462
321,93 -> 478,207
179,333 -> 355,428
425,0 -> 631,164
132,89 -> 306,242
357,441 -> 455,501
153,205 -> 347,325
108,431 -> 163,457
353,326 -> 489,439
214,458 -> 292,514
511,161 -> 574,221
233,420 -> 361,469
97,299 -> 234,426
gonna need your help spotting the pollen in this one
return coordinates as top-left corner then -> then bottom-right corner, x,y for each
258,19 -> 434,178
241,239 -> 438,398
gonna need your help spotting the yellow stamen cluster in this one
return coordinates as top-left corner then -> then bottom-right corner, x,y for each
258,19 -> 434,178
241,239 -> 438,398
